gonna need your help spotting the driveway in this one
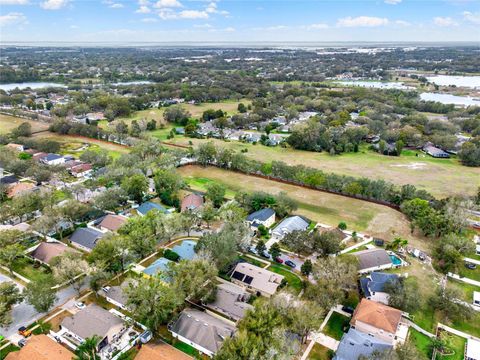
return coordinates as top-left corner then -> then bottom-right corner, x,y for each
278,253 -> 305,271
0,277 -> 90,340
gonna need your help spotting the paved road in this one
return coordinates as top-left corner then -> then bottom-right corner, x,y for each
0,274 -> 90,340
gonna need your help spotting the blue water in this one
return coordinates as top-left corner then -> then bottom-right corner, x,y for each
171,240 -> 197,261
143,257 -> 172,276
389,255 -> 402,266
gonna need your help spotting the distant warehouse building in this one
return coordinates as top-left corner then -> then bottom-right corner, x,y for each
423,143 -> 450,158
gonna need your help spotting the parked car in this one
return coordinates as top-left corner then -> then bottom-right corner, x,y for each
261,251 -> 272,260
342,306 -> 355,314
465,262 -> 477,270
18,326 -> 32,338
248,246 -> 258,255
102,286 -> 111,293
139,330 -> 153,344
274,257 -> 284,264
18,339 -> 27,348
285,260 -> 296,268
75,302 -> 86,310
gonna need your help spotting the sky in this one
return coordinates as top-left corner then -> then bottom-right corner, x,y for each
0,0 -> 479,44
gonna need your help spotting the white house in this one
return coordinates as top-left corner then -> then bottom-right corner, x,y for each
271,215 -> 309,240
41,153 -> 65,166
246,208 -> 275,229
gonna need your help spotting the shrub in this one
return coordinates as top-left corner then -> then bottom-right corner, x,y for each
163,249 -> 180,262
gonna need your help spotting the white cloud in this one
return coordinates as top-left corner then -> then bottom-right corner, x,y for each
70,24 -> 78,28
224,26 -> 235,32
463,11 -> 480,24
384,0 -> 401,4
337,16 -> 389,27
178,10 -> 208,19
433,16 -> 458,26
110,3 -> 124,8
395,20 -> 411,26
40,0 -> 68,10
308,23 -> 329,29
141,17 -> 157,22
194,23 -> 213,28
0,0 -> 29,4
136,5 -> 150,13
154,0 -> 182,8
0,12 -> 27,26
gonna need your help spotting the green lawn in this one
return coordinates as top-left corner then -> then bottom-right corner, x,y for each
409,329 -> 433,360
458,264 -> 480,282
267,264 -> 304,294
437,332 -> 466,360
0,344 -> 19,360
323,312 -> 350,341
307,343 -> 333,360
239,255 -> 265,268
173,340 -> 200,357
446,278 -> 477,303
11,257 -> 51,282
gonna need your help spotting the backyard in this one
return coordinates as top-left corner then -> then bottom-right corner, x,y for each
409,328 -> 433,360
322,312 -> 350,341
267,263 -> 304,294
11,257 -> 51,282
178,165 -> 431,251
307,343 -> 333,360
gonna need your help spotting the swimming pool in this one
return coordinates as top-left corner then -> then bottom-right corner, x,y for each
171,239 -> 197,261
389,254 -> 402,266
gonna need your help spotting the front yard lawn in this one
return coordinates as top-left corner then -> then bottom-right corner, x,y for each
268,264 -> 304,294
323,312 -> 350,341
457,264 -> 480,282
11,257 -> 51,282
0,344 -> 19,360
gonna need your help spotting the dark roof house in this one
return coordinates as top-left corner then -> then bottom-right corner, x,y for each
334,328 -> 392,360
30,242 -> 78,264
354,249 -> 392,273
246,208 -> 275,224
206,282 -> 254,321
360,272 -> 399,298
69,227 -> 104,251
137,201 -> 167,216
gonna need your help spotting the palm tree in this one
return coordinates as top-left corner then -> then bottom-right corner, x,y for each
74,335 -> 100,360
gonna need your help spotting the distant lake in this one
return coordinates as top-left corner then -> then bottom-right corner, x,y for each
0,82 -> 67,91
420,92 -> 480,107
335,80 -> 413,90
111,81 -> 153,86
425,75 -> 480,89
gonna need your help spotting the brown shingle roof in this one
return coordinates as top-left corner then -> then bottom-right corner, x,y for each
135,342 -> 192,360
99,214 -> 127,232
30,242 -> 78,264
351,298 -> 402,334
5,335 -> 74,360
181,193 -> 204,212
7,182 -> 35,198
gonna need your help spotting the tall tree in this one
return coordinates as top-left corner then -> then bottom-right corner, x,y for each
205,182 -> 226,208
154,169 -> 184,206
0,282 -> 23,326
74,335 -> 101,360
121,173 -> 148,203
51,252 -> 92,294
24,275 -> 57,313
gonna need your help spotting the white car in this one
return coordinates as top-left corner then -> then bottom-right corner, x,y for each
75,302 -> 86,310
102,286 -> 111,293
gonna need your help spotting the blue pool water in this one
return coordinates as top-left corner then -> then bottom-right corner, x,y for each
171,239 -> 197,261
389,254 -> 402,266
143,257 -> 172,277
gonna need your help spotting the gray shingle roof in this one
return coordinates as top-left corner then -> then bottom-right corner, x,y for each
354,249 -> 391,270
170,309 -> 235,354
207,283 -> 253,321
272,216 -> 309,237
69,227 -> 104,250
334,328 -> 392,360
246,208 -> 275,223
61,304 -> 123,340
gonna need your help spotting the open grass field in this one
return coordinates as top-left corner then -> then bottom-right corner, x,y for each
32,132 -> 129,159
178,165 -> 431,250
0,113 -> 50,134
307,343 -> 332,360
166,138 -> 479,198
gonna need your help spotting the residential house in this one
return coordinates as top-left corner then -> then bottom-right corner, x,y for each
175,127 -> 185,135
243,132 -> 261,143
60,304 -> 124,351
360,272 -> 399,305
230,263 -> 284,297
181,193 -> 204,213
423,143 -> 450,158
334,328 -> 392,360
30,241 -> 78,265
70,163 -> 93,178
5,143 -> 25,152
97,214 -> 128,232
102,280 -> 134,310
271,215 -> 309,240
136,201 -> 168,216
168,308 -> 235,357
0,174 -> 18,186
226,130 -> 245,141
69,227 -> 104,252
32,152 -> 48,162
41,153 -> 65,166
7,182 -> 36,198
135,342 -> 192,360
473,291 -> 480,308
466,338 -> 480,360
354,249 -> 393,273
246,208 -> 275,229
267,133 -> 285,146
350,299 -> 407,345
205,282 -> 253,321
4,334 -> 74,360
